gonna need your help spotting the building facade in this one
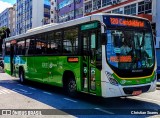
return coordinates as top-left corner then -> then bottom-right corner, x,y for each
84,0 -> 152,19
16,0 -> 50,35
9,4 -> 16,36
153,0 -> 160,48
50,0 -> 56,23
52,0 -> 83,23
0,7 -> 16,36
0,8 -> 10,28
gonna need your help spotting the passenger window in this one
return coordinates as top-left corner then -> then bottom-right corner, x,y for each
26,38 -> 35,55
91,33 -> 96,49
17,39 -> 25,55
64,28 -> 78,54
36,34 -> 47,55
5,42 -> 11,55
47,31 -> 62,55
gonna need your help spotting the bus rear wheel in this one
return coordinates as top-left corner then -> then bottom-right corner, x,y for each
66,78 -> 77,97
19,70 -> 25,84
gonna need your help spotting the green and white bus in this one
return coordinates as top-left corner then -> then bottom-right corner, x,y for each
4,13 -> 157,97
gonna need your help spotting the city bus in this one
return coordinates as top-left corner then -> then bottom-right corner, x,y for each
4,13 -> 157,97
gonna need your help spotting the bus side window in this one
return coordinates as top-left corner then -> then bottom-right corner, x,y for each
5,42 -> 11,55
63,28 -> 78,55
96,32 -> 101,61
46,31 -> 61,55
35,34 -> 47,55
17,39 -> 25,55
26,39 -> 35,55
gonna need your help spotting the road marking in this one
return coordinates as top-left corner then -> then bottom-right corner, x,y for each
94,108 -> 114,115
0,89 -> 15,94
63,98 -> 77,103
12,88 -> 32,94
17,84 -> 23,86
19,89 -> 28,92
128,96 -> 160,104
0,90 -> 9,94
28,87 -> 36,90
1,89 -> 11,94
43,91 -> 52,95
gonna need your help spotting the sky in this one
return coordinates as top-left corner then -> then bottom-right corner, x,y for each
0,0 -> 16,13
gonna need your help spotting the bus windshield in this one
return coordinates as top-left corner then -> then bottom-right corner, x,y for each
106,30 -> 155,70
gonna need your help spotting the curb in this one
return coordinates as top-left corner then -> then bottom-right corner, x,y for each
156,87 -> 160,90
157,82 -> 160,87
156,81 -> 160,90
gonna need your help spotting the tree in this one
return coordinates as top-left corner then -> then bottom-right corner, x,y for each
0,27 -> 10,54
0,27 -> 10,39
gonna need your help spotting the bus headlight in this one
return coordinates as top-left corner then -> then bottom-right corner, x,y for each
105,71 -> 119,86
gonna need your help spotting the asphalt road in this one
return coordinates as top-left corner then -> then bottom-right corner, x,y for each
0,73 -> 159,118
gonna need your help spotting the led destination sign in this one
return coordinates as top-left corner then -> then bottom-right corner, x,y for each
110,56 -> 132,63
103,16 -> 149,28
110,18 -> 144,28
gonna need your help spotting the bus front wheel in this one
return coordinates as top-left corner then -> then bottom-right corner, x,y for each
19,70 -> 25,83
66,78 -> 77,97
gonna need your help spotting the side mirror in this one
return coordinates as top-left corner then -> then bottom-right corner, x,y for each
101,33 -> 106,45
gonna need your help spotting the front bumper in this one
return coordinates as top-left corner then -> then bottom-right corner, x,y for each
101,80 -> 157,98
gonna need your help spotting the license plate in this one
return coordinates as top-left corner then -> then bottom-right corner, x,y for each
132,90 -> 142,96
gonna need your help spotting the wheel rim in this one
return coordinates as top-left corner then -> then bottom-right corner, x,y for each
68,80 -> 76,92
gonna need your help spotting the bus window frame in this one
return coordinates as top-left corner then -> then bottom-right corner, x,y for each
63,26 -> 79,56
25,36 -> 36,56
5,41 -> 11,56
16,38 -> 26,56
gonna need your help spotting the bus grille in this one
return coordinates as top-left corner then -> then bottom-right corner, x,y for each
123,85 -> 151,95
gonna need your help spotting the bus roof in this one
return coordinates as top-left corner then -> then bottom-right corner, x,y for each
5,13 -> 149,42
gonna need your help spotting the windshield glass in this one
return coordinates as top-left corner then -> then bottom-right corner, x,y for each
106,30 -> 154,70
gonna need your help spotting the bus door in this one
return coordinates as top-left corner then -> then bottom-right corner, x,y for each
10,41 -> 17,75
81,30 -> 98,93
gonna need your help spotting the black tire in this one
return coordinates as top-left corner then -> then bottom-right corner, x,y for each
66,78 -> 77,97
19,70 -> 25,84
